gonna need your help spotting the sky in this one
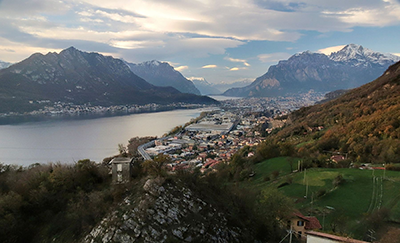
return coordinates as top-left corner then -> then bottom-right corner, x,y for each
1,0 -> 400,84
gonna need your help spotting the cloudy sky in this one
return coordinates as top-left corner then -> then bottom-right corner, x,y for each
1,0 -> 400,83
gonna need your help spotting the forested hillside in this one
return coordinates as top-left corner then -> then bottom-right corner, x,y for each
274,61 -> 400,164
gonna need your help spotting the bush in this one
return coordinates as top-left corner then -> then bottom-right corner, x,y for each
316,189 -> 326,198
0,161 -> 115,243
333,174 -> 345,187
271,170 -> 280,179
386,164 -> 400,171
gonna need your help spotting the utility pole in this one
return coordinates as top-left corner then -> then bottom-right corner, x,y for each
383,164 -> 386,179
305,179 -> 309,199
289,224 -> 293,243
311,192 -> 314,213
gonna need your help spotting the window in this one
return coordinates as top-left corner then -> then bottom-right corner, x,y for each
117,164 -> 122,172
297,220 -> 304,226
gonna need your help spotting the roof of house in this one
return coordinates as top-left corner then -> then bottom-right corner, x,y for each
304,217 -> 322,230
293,212 -> 322,230
306,231 -> 368,243
111,157 -> 133,164
331,155 -> 345,162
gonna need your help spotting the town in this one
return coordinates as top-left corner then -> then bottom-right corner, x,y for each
135,108 -> 276,173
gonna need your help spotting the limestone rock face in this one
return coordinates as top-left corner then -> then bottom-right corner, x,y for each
82,178 -> 245,243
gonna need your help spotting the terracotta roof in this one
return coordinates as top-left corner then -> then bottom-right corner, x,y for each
371,167 -> 385,170
293,212 -> 322,230
331,155 -> 345,162
306,231 -> 368,243
304,216 -> 322,230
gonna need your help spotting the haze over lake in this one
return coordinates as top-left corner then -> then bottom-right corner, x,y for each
0,108 -> 211,166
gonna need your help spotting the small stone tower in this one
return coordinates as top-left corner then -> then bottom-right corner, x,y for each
111,157 -> 133,183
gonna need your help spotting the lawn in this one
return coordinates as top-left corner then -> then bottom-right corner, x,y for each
244,157 -> 400,239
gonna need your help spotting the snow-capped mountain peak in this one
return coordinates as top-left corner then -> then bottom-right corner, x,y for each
329,44 -> 400,65
0,60 -> 12,70
140,60 -> 161,66
188,77 -> 210,85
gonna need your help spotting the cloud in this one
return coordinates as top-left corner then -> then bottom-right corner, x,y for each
321,0 -> 400,27
258,52 -> 292,63
318,45 -> 346,55
1,0 -> 400,65
175,65 -> 188,71
0,0 -> 69,15
393,53 -> 400,57
0,37 -> 63,62
254,1 -> 306,12
229,67 -> 248,71
224,57 -> 250,66
202,64 -> 217,69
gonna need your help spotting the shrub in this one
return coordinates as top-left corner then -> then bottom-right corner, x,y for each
316,189 -> 326,198
386,164 -> 400,171
271,170 -> 280,179
333,174 -> 345,187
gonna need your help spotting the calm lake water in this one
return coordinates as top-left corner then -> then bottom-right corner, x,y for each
208,95 -> 242,101
0,108 -> 211,166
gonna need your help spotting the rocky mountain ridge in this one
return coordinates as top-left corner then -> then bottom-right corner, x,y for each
223,44 -> 400,97
329,44 -> 400,65
0,60 -> 12,70
189,77 -> 253,95
126,60 -> 201,95
188,77 -> 221,95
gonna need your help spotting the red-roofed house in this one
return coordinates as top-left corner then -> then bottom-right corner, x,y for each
306,231 -> 368,243
330,155 -> 345,163
289,212 -> 322,240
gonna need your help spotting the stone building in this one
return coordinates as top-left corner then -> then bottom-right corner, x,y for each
111,157 -> 134,183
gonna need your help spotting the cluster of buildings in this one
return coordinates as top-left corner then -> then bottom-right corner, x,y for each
139,111 -> 265,172
221,91 -> 325,115
0,101 -> 209,118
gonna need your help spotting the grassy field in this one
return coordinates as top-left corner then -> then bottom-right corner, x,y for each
245,157 -> 400,239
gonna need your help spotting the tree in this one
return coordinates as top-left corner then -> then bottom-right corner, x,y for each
118,143 -> 127,156
259,188 -> 293,229
141,154 -> 171,176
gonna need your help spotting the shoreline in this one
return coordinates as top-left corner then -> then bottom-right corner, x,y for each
0,103 -> 216,126
0,107 -> 219,166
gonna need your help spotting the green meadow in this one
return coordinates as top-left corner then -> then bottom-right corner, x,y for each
245,157 -> 400,239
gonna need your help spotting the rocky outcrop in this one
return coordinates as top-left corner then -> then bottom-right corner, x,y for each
82,177 -> 245,243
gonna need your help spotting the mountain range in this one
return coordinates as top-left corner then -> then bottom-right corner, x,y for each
0,47 -> 217,113
125,60 -> 201,95
0,60 -> 12,70
189,77 -> 252,95
224,44 -> 400,97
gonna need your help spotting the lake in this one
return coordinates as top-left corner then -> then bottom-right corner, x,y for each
208,95 -> 243,101
0,108 -> 212,166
